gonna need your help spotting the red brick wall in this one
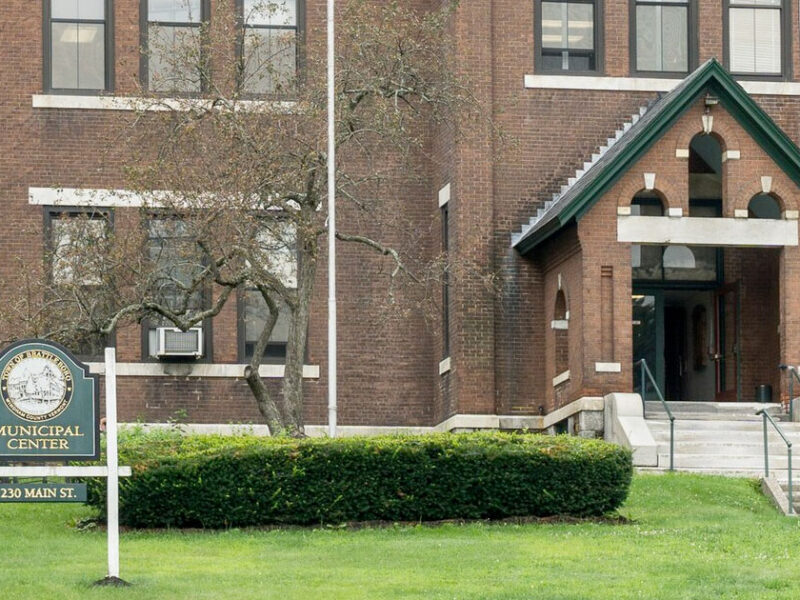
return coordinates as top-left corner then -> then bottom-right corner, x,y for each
6,0 -> 800,424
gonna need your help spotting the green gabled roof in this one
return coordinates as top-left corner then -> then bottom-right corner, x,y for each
513,59 -> 800,255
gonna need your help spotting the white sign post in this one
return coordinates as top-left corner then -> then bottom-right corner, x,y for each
100,347 -> 126,586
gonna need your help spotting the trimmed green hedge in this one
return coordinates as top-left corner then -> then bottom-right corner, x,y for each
86,431 -> 632,528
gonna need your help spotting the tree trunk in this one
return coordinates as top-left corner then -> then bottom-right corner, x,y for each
281,233 -> 319,437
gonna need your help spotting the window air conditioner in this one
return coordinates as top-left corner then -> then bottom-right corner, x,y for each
155,327 -> 204,358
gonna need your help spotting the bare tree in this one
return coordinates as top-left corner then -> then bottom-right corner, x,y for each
4,0 -> 483,436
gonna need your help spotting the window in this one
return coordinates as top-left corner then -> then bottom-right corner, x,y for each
238,221 -> 297,362
144,217 -> 209,358
536,0 -> 600,73
726,0 -> 787,76
239,0 -> 300,95
142,0 -> 209,92
48,209 -> 110,286
553,290 -> 568,374
632,0 -> 693,74
749,193 -> 782,218
46,208 -> 113,358
44,0 -> 113,92
241,292 -> 291,361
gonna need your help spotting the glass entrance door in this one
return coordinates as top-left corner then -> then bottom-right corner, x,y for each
714,283 -> 741,402
632,292 -> 664,400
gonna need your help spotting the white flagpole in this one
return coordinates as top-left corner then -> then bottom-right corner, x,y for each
327,0 -> 337,438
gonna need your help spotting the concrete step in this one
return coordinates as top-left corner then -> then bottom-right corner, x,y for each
653,432 -> 800,448
658,453 -> 793,470
647,412 -> 776,421
638,466 -> 774,478
646,419 -> 800,432
645,401 -> 782,417
655,442 -> 791,456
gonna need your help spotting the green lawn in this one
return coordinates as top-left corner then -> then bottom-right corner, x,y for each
2,474 -> 800,599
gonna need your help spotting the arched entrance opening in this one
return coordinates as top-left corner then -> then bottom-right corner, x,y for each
631,133 -> 782,403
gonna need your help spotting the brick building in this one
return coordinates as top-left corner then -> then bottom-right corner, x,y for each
6,0 -> 800,433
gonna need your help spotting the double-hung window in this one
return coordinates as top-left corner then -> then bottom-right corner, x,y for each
144,217 -> 209,359
536,0 -> 600,73
239,221 -> 297,362
45,0 -> 113,92
632,0 -> 693,75
240,0 -> 300,95
46,208 -> 113,358
142,0 -> 209,93
726,0 -> 787,77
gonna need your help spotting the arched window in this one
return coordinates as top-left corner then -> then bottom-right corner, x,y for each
748,194 -> 782,219
553,290 -> 569,375
689,133 -> 722,210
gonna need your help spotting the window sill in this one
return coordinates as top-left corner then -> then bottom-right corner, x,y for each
84,362 -> 320,379
524,74 -> 800,96
32,94 -> 296,112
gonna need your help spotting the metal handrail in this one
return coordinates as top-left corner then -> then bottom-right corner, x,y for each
634,359 -> 674,471
779,365 -> 800,420
756,408 -> 793,515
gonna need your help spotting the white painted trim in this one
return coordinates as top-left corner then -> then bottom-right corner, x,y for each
524,74 -> 681,92
541,396 -> 603,429
0,466 -> 131,477
734,209 -> 749,218
761,176 -> 773,194
120,397 -> 608,436
551,319 -> 569,330
438,183 -> 451,208
722,150 -> 741,162
595,362 -> 622,373
30,187 -> 167,208
617,215 -> 798,246
524,75 -> 800,96
122,422 -> 437,437
439,356 -> 452,375
435,414 -> 500,431
617,206 -> 632,216
32,94 -> 295,113
675,148 -> 690,159
785,210 -> 799,220
667,207 -> 683,217
552,369 -> 571,387
84,362 -> 321,379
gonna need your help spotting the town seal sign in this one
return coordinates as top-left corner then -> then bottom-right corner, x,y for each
0,340 -> 99,460
0,349 -> 73,422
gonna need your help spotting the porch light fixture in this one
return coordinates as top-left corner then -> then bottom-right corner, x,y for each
702,93 -> 718,135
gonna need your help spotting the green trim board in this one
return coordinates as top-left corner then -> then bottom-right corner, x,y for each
514,59 -> 800,254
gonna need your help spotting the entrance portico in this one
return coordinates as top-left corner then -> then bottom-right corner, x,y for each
513,59 -> 800,412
